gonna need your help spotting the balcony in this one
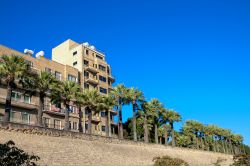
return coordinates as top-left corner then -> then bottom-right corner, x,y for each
108,85 -> 114,91
85,77 -> 98,85
84,65 -> 98,74
108,75 -> 115,82
43,104 -> 66,116
0,95 -> 37,110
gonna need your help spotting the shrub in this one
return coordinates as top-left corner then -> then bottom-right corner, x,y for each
0,140 -> 40,166
230,154 -> 250,166
153,155 -> 189,166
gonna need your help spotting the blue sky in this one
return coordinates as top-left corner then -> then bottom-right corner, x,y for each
1,0 -> 250,145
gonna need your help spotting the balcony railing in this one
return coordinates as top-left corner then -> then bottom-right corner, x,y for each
85,77 -> 99,85
0,95 -> 37,110
84,65 -> 99,74
9,117 -> 36,125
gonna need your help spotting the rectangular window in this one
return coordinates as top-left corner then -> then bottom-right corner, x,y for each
101,112 -> 106,117
55,71 -> 61,80
84,71 -> 89,78
68,74 -> 77,82
10,111 -> 17,122
24,94 -> 31,104
69,105 -> 77,114
100,87 -> 107,94
96,55 -> 103,60
11,91 -> 21,101
83,60 -> 89,66
85,124 -> 88,130
99,75 -> 107,82
102,126 -> 106,132
86,49 -> 89,55
45,67 -> 52,74
21,112 -> 30,124
98,65 -> 106,72
54,119 -> 61,130
73,51 -> 77,56
84,83 -> 89,89
43,117 -> 50,127
73,61 -> 77,66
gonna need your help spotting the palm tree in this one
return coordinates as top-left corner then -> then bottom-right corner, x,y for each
140,102 -> 154,143
51,81 -> 80,131
81,89 -> 103,134
31,71 -> 56,126
110,84 -> 129,139
163,124 -> 171,145
148,99 -> 163,144
0,55 -> 30,122
165,109 -> 181,147
127,87 -> 144,141
100,95 -> 116,137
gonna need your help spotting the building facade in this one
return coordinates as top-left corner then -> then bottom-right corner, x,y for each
0,39 -> 117,136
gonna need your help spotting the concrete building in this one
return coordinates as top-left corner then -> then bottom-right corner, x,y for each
0,39 -> 117,136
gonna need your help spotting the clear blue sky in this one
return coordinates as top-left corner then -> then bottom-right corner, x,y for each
1,0 -> 249,145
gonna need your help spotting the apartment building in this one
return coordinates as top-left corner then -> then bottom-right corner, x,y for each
0,39 -> 116,136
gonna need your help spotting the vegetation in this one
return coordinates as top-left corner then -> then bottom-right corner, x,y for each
230,154 -> 250,166
153,155 -> 189,166
0,54 -> 248,156
0,140 -> 40,166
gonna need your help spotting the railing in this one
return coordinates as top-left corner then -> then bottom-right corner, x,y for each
9,117 -> 36,125
0,95 -> 36,106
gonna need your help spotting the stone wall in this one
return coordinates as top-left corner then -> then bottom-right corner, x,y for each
0,122 -> 233,166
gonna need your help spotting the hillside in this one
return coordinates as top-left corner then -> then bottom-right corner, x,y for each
0,125 -> 233,166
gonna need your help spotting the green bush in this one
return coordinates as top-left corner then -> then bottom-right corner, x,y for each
153,155 -> 189,166
0,140 -> 40,166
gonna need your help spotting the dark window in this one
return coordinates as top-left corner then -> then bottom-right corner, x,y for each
83,60 -> 89,66
84,71 -> 89,77
102,126 -> 106,132
68,74 -> 77,82
98,65 -> 106,72
55,71 -> 61,80
86,50 -> 89,55
96,55 -> 103,60
73,61 -> 77,66
99,75 -> 106,82
100,87 -> 107,94
85,124 -> 88,129
73,51 -> 77,56
45,67 -> 52,74
101,112 -> 106,117
84,83 -> 89,89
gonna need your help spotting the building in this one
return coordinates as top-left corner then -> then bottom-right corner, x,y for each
0,39 -> 117,136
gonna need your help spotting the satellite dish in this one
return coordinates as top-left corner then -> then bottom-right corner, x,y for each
89,45 -> 95,50
82,42 -> 89,46
35,51 -> 45,58
24,49 -> 34,55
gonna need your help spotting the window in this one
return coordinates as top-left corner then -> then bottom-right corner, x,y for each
73,61 -> 77,66
84,71 -> 89,78
107,67 -> 110,75
101,112 -> 106,117
45,67 -> 52,74
55,71 -> 61,80
11,91 -> 21,101
73,51 -> 77,56
99,75 -> 107,82
69,105 -> 77,114
85,124 -> 88,130
100,87 -> 107,94
98,65 -> 106,72
83,60 -> 89,66
86,49 -> 89,55
22,112 -> 30,124
68,74 -> 77,82
24,94 -> 31,104
96,55 -> 103,60
73,122 -> 78,130
10,111 -> 17,122
84,83 -> 89,89
102,126 -> 106,132
54,119 -> 61,130
43,117 -> 50,127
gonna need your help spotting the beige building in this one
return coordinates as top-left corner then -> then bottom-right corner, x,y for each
0,39 -> 117,136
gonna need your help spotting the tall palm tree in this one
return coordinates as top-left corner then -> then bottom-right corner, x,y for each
51,81 -> 80,131
31,71 -> 56,126
163,124 -> 171,145
0,55 -> 30,122
110,84 -> 129,139
81,89 -> 103,134
165,109 -> 181,147
140,102 -> 154,143
127,87 -> 144,141
100,95 -> 116,137
148,99 -> 163,144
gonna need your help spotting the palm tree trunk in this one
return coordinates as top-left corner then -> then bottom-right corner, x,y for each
78,106 -> 83,132
132,102 -> 137,141
171,122 -> 175,147
64,104 -> 70,131
37,93 -> 44,126
88,108 -> 92,134
159,137 -> 162,144
144,114 -> 149,143
4,82 -> 13,122
118,101 -> 123,139
106,110 -> 111,137
154,123 -> 158,144
82,107 -> 86,133
164,132 -> 168,146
